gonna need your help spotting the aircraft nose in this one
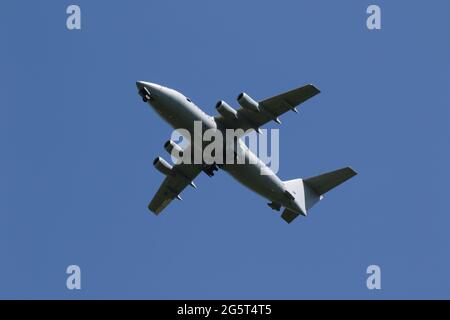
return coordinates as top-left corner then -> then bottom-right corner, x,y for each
136,81 -> 163,93
136,81 -> 162,102
136,81 -> 145,89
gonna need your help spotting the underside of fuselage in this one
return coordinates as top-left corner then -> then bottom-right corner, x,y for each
137,82 -> 292,208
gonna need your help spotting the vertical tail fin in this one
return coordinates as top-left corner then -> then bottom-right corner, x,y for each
281,167 -> 357,223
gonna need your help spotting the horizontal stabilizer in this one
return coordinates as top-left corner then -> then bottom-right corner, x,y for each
281,167 -> 357,223
303,167 -> 357,196
281,209 -> 300,224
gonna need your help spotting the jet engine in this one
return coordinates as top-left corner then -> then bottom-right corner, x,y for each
215,100 -> 238,119
153,157 -> 173,175
237,92 -> 260,112
164,140 -> 183,158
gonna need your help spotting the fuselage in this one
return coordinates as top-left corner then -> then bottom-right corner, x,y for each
136,81 -> 301,213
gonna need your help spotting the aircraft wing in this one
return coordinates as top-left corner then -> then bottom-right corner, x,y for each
148,162 -> 202,214
214,84 -> 320,132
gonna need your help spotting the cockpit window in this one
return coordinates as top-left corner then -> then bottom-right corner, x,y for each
186,97 -> 192,102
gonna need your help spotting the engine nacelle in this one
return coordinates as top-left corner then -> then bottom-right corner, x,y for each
164,140 -> 183,158
215,100 -> 238,119
153,156 -> 173,175
237,92 -> 260,112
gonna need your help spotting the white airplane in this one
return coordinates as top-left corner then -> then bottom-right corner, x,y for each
136,81 -> 357,223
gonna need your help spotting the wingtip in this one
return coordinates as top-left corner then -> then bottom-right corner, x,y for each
148,204 -> 161,215
346,167 -> 358,177
308,84 -> 321,94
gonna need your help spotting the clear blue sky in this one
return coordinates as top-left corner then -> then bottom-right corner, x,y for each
1,0 -> 449,299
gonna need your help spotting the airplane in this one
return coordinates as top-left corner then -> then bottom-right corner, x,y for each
136,81 -> 357,223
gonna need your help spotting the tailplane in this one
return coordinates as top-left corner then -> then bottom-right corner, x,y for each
281,167 -> 357,223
